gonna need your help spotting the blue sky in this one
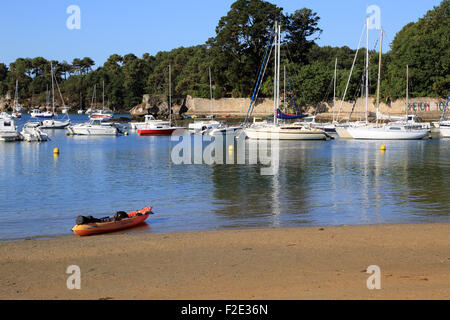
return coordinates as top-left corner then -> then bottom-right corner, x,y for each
0,0 -> 442,67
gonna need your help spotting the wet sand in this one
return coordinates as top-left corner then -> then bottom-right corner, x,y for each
1,223 -> 449,300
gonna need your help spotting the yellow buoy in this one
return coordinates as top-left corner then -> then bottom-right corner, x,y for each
53,148 -> 60,155
380,145 -> 386,151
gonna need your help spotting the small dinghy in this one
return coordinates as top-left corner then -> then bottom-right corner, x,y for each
72,206 -> 153,236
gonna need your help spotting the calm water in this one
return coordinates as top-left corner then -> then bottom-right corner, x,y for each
1,114 -> 449,241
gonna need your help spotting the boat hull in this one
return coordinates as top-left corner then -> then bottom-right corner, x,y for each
244,126 -> 327,140
438,126 -> 450,138
40,120 -> 70,129
67,126 -> 119,136
347,126 -> 429,140
137,128 -> 177,135
0,132 -> 20,141
208,126 -> 243,136
72,206 -> 152,236
335,127 -> 353,139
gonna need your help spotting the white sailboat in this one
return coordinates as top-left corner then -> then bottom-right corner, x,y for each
30,87 -> 55,120
77,93 -> 84,114
11,80 -> 22,119
90,80 -> 114,120
244,21 -> 327,140
434,93 -> 450,137
188,67 -> 221,134
343,22 -> 428,140
40,63 -> 71,129
205,68 -> 243,136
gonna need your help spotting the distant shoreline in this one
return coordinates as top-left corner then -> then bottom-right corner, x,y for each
1,222 -> 449,299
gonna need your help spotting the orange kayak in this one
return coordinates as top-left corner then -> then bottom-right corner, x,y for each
72,206 -> 153,236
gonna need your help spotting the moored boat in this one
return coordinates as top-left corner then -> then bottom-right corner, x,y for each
72,206 -> 153,236
20,123 -> 49,142
243,21 -> 328,141
66,119 -> 121,136
137,122 -> 184,135
130,114 -> 169,130
0,118 -> 20,141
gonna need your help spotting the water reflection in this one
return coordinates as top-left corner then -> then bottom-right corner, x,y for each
1,124 -> 450,240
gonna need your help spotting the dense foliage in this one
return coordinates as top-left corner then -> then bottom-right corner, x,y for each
0,0 -> 448,113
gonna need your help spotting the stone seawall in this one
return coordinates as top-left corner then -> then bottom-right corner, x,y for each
184,96 -> 448,121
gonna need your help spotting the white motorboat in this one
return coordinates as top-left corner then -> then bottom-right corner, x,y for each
66,119 -> 121,136
188,120 -> 221,134
0,118 -> 20,141
20,123 -> 49,142
40,119 -> 71,129
130,115 -> 170,130
137,121 -> 184,135
30,108 -> 54,119
206,124 -> 243,136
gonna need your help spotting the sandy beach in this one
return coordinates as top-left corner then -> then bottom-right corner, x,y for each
0,223 -> 449,300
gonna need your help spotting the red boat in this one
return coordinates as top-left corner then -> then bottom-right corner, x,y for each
137,123 -> 185,136
137,127 -> 177,135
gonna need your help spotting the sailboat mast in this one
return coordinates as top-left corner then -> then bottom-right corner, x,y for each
15,80 -> 18,107
102,80 -> 105,111
273,21 -> 278,126
406,65 -> 409,117
283,66 -> 287,111
92,84 -> 96,108
365,17 -> 369,124
51,62 -> 55,112
333,58 -> 337,123
276,23 -> 281,125
168,64 -> 172,124
209,67 -> 213,117
376,28 -> 383,126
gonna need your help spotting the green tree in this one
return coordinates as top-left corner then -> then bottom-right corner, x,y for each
285,8 -> 322,65
385,0 -> 450,99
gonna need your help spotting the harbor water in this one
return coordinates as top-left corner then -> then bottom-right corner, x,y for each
1,114 -> 450,241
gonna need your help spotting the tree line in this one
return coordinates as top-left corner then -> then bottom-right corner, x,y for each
0,0 -> 448,113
